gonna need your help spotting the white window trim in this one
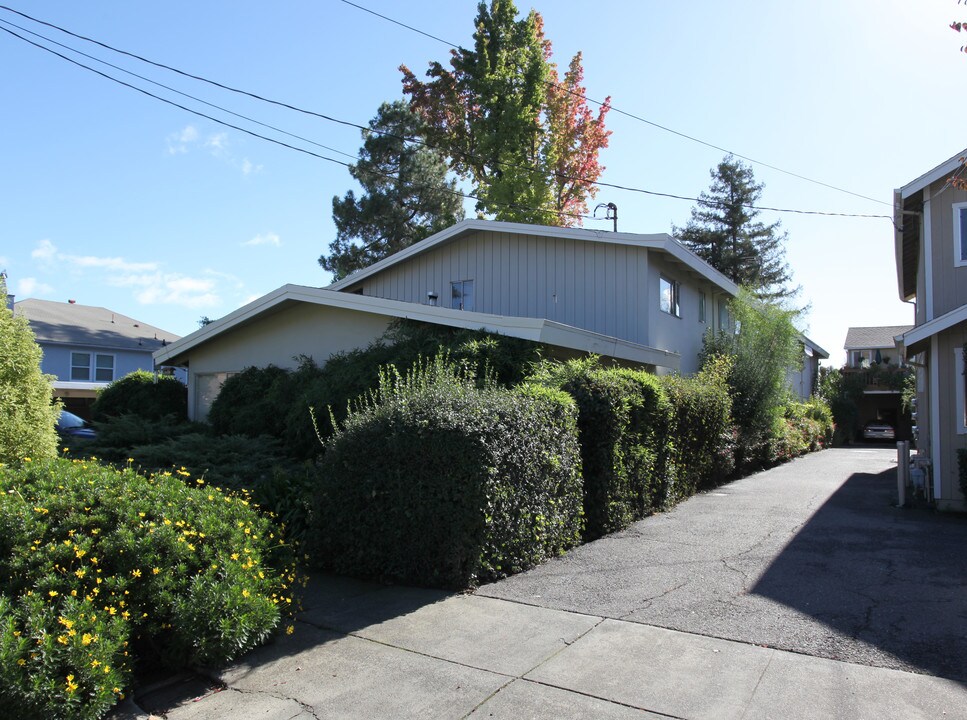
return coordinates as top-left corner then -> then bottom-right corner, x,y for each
953,201 -> 967,268
956,347 -> 967,435
70,351 -> 115,383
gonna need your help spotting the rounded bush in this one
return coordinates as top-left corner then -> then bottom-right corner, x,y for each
91,370 -> 187,422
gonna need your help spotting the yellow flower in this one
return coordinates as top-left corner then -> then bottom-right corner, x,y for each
285,625 -> 295,635
23,457 -> 31,463
242,589 -> 250,598
16,659 -> 25,666
66,674 -> 78,693
131,569 -> 141,578
48,590 -> 58,598
152,567 -> 160,575
81,633 -> 94,646
56,635 -> 68,645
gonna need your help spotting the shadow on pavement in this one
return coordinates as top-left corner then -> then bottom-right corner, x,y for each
750,464 -> 967,684
134,573 -> 452,713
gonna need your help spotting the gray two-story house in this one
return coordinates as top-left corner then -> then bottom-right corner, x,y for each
894,149 -> 967,510
156,220 -> 741,421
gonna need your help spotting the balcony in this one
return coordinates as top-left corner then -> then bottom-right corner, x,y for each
840,364 -> 911,393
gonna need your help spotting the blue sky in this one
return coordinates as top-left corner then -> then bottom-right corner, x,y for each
1,1 -> 964,365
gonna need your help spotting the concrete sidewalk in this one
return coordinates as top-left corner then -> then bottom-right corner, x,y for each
127,573 -> 966,720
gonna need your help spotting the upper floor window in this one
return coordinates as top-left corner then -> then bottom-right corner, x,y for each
954,202 -> 967,267
451,279 -> 474,311
71,352 -> 114,382
698,291 -> 707,323
659,276 -> 680,317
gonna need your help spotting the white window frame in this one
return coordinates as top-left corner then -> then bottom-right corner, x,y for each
659,275 -> 680,317
953,202 -> 967,268
70,351 -> 115,382
955,348 -> 967,435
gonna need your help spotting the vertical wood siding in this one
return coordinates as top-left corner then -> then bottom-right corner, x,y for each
928,180 -> 967,318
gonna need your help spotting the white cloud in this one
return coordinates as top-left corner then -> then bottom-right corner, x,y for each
243,232 -> 281,248
166,125 -> 199,154
31,239 -> 57,261
111,271 -> 221,309
241,158 -> 263,176
205,132 -> 228,152
16,277 -> 54,296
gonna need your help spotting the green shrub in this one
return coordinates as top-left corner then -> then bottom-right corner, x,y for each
767,398 -> 834,463
79,414 -> 198,462
0,457 -> 298,719
91,371 -> 187,423
529,358 -> 673,540
310,355 -> 583,589
661,355 -> 736,496
207,365 -> 290,438
0,276 -> 60,465
817,367 -> 866,445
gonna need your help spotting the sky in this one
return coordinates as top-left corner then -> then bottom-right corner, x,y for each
1,1 -> 964,366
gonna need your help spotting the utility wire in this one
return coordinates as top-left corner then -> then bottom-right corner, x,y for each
337,0 -> 893,209
0,5 -> 892,222
0,22 -> 596,226
0,16 -> 358,161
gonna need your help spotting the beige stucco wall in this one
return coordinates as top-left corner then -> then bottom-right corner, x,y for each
185,302 -> 391,421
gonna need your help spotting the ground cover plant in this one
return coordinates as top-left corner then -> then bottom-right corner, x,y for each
310,355 -> 583,589
0,456 -> 299,720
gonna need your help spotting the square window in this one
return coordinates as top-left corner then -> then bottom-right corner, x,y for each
70,352 -> 91,381
659,276 -> 680,317
94,354 -> 114,382
451,280 -> 474,311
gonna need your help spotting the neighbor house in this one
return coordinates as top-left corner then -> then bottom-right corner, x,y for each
842,325 -> 914,441
15,298 -> 182,418
894,149 -> 967,510
788,335 -> 829,401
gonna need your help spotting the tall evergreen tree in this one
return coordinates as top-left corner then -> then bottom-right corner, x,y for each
675,156 -> 796,301
401,0 -> 610,226
320,101 -> 464,281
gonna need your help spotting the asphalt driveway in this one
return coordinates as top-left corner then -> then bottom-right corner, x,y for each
478,447 -> 967,682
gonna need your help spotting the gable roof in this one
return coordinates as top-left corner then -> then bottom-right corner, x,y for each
896,147 -> 967,200
844,325 -> 913,350
154,285 -> 682,371
327,219 -> 739,297
15,299 -> 180,353
800,335 -> 830,359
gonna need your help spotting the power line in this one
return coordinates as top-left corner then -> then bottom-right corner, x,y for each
336,0 -> 893,209
0,6 -> 892,223
0,21 -> 599,226
0,16 -> 358,161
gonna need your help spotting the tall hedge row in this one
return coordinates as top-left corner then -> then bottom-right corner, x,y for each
528,359 -> 674,540
309,357 -> 583,589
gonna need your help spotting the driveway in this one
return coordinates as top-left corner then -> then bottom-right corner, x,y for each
478,447 -> 967,682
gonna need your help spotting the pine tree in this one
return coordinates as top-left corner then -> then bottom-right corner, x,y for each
319,101 -> 464,281
675,156 -> 796,301
0,275 -> 61,464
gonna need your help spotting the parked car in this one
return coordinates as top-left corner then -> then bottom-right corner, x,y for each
862,421 -> 895,442
56,410 -> 96,440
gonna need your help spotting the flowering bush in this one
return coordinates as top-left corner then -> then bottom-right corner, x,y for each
0,456 -> 299,720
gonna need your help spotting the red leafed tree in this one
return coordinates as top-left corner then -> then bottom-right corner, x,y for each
545,51 -> 611,223
401,0 -> 610,227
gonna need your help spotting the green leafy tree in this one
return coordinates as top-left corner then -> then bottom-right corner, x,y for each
320,101 -> 464,281
0,276 -> 60,464
401,0 -> 610,225
701,289 -> 803,466
675,156 -> 797,301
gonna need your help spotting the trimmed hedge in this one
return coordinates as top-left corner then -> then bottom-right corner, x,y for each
661,355 -> 736,497
309,356 -> 583,589
529,358 -> 673,540
0,457 -> 298,720
91,370 -> 187,423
